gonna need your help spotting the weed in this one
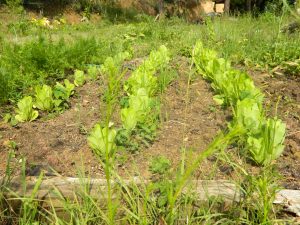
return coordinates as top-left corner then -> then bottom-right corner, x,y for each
149,156 -> 171,175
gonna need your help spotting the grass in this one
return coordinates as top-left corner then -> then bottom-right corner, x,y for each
0,7 -> 299,224
1,11 -> 300,105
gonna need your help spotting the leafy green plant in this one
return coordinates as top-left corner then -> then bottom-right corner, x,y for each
121,88 -> 152,132
247,118 -> 286,165
15,96 -> 39,122
100,52 -> 131,77
34,85 -> 56,111
149,156 -> 171,175
193,40 -> 286,165
87,66 -> 100,80
234,98 -> 263,135
74,70 -> 86,87
120,107 -> 138,133
125,45 -> 170,96
53,79 -> 75,102
87,124 -> 117,159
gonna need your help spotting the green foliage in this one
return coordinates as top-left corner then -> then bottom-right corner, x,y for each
15,96 -> 39,122
87,65 -> 100,80
118,46 -> 169,153
149,156 -> 171,175
121,88 -> 151,131
193,40 -> 286,165
0,37 -> 124,105
34,85 -> 55,111
101,52 -> 131,78
7,19 -> 32,35
247,118 -> 286,165
87,124 -> 117,158
53,79 -> 75,102
0,69 -> 10,104
74,70 -> 86,87
5,0 -> 23,11
234,98 -> 263,135
125,45 -> 170,96
193,41 -> 264,107
120,107 -> 138,133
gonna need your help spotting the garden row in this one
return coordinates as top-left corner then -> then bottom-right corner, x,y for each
192,41 -> 286,165
88,46 -> 170,158
4,66 -> 100,125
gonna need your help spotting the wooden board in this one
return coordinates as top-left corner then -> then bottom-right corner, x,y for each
3,176 -> 300,216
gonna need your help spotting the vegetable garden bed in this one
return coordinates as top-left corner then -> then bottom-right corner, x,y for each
0,41 -> 300,223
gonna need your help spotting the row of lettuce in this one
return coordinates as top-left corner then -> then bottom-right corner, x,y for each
192,41 -> 286,165
87,46 -> 170,157
5,67 -> 99,124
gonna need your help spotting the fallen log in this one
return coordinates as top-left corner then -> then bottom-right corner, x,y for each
2,176 -> 300,216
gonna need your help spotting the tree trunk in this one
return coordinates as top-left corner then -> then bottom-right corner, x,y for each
224,0 -> 230,14
246,0 -> 252,11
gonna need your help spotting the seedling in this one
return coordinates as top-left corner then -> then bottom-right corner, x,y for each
149,156 -> 171,175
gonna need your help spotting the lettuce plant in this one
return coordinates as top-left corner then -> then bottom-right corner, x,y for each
193,40 -> 286,165
125,45 -> 170,96
121,88 -> 152,132
74,70 -> 85,87
53,79 -> 75,102
87,124 -> 117,158
34,85 -> 54,111
87,66 -> 100,80
15,96 -> 39,122
100,52 -> 130,78
234,98 -> 263,135
121,107 -> 138,132
247,118 -> 286,165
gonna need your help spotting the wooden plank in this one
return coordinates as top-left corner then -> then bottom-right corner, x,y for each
3,176 -> 300,216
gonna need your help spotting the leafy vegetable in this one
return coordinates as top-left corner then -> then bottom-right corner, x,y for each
234,98 -> 263,135
34,85 -> 55,111
121,107 -> 138,132
100,52 -> 130,78
121,88 -> 152,132
15,96 -> 39,122
87,124 -> 117,158
193,40 -> 286,165
125,45 -> 170,96
74,70 -> 85,87
87,66 -> 100,80
247,118 -> 286,165
53,79 -> 75,101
